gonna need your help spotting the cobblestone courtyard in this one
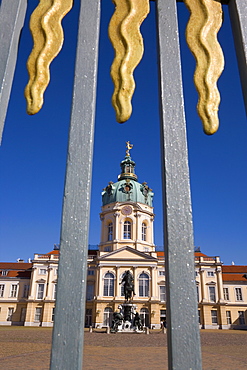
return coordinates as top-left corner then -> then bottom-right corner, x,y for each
0,327 -> 247,369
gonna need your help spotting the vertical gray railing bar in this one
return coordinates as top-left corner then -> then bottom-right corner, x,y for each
156,0 -> 202,369
50,0 -> 101,369
0,0 -> 27,143
228,0 -> 247,114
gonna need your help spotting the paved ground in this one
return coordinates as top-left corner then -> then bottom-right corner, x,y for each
0,327 -> 247,369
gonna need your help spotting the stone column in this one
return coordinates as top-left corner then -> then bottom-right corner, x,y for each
133,267 -> 138,296
115,266 -> 120,298
216,268 -> 224,303
151,267 -> 156,299
199,269 -> 207,302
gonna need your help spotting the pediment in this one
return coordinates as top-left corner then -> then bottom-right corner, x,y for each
98,246 -> 157,261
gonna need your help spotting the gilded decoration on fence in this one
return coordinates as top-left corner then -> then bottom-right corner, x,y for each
184,0 -> 224,135
108,0 -> 150,123
25,0 -> 73,115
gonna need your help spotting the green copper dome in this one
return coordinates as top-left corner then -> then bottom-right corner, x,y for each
102,143 -> 154,207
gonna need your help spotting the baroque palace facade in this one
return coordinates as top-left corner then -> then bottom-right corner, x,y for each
1,145 -> 247,329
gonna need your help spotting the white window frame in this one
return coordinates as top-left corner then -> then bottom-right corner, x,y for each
10,284 -> 18,298
139,273 -> 149,297
158,270 -> 165,276
103,272 -> 114,297
37,283 -> 45,300
141,222 -> 147,241
1,270 -> 8,276
223,287 -> 229,301
123,220 -> 131,239
53,284 -> 57,300
34,307 -> 42,322
103,307 -> 113,327
0,284 -> 5,298
208,286 -> 216,302
235,287 -> 243,301
211,310 -> 218,324
207,271 -> 214,277
160,285 -> 166,302
7,307 -> 14,321
39,268 -> 47,275
226,311 -> 232,325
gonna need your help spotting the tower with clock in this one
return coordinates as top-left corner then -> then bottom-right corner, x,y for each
99,142 -> 155,255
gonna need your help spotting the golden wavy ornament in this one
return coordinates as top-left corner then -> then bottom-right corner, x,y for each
109,0 -> 150,123
184,0 -> 224,135
25,0 -> 73,115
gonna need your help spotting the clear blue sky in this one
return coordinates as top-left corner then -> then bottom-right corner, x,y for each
0,1 -> 246,265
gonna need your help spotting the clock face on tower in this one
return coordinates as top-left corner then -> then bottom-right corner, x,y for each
121,205 -> 132,215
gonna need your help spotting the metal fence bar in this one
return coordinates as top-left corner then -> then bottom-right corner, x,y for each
228,0 -> 247,114
50,0 -> 101,368
156,0 -> 202,369
0,0 -> 27,143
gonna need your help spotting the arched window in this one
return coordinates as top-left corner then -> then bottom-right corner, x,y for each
108,222 -> 113,241
103,272 -> 114,296
142,222 -> 147,241
123,220 -> 131,239
103,307 -> 113,327
139,273 -> 149,297
140,308 -> 149,327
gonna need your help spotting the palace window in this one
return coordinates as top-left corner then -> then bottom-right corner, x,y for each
53,284 -> 57,300
103,307 -> 113,327
34,307 -> 42,322
39,269 -> 47,275
207,271 -> 214,277
223,287 -> 229,301
88,269 -> 95,276
1,270 -> 8,276
139,273 -> 149,297
0,284 -> 5,298
10,284 -> 18,298
235,288 -> 243,301
226,311 -> 232,325
159,270 -> 165,276
52,307 -> 55,322
141,223 -> 147,241
23,284 -> 29,298
37,283 -> 45,300
198,310 -> 201,324
123,221 -> 131,239
196,286 -> 200,302
209,286 -> 216,302
103,273 -> 114,296
211,310 -> 218,324
238,311 -> 245,325
140,308 -> 149,327
160,286 -> 166,302
7,307 -> 14,321
86,283 -> 94,301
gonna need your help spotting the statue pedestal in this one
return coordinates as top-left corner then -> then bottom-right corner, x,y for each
112,303 -> 143,333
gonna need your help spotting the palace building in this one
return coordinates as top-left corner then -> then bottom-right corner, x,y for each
0,144 -> 247,329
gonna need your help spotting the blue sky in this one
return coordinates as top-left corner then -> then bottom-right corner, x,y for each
0,1 -> 246,265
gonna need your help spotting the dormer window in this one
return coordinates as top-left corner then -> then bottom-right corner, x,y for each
1,270 -> 8,276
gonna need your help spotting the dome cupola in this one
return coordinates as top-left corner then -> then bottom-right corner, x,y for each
102,142 -> 154,207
